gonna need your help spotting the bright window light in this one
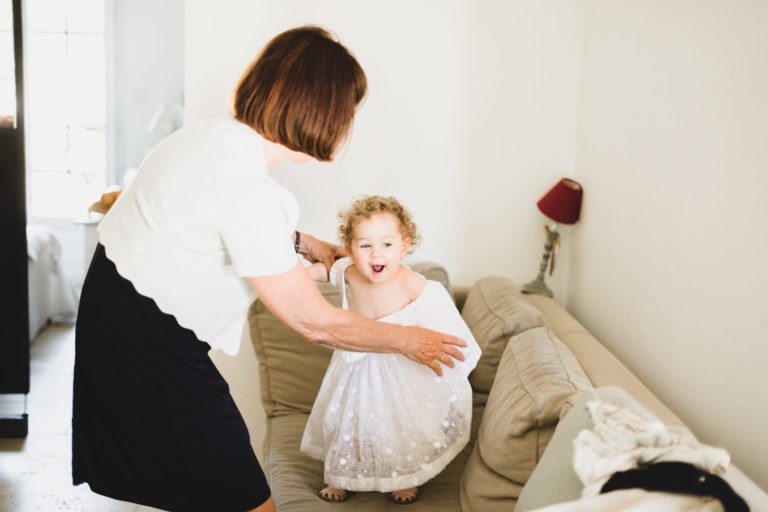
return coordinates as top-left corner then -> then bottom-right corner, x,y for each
26,0 -> 107,219
0,0 -> 14,119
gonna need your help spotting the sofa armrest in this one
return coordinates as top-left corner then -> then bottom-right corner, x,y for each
523,294 -> 684,428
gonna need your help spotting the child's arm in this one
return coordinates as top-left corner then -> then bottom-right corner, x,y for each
305,261 -> 329,282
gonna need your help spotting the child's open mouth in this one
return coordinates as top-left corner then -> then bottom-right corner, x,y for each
371,265 -> 385,274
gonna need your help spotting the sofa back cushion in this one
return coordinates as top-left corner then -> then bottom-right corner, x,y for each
248,261 -> 454,418
249,282 -> 339,417
460,277 -> 546,402
460,326 -> 592,512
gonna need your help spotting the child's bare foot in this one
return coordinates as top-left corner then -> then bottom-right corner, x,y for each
388,487 -> 419,505
318,486 -> 354,502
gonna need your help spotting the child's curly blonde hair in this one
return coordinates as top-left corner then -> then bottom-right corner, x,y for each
338,195 -> 421,251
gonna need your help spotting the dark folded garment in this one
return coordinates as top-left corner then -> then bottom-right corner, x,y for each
601,461 -> 749,512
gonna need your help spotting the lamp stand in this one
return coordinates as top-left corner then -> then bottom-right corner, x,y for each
522,224 -> 559,297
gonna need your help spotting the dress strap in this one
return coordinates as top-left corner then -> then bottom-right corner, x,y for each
329,257 -> 354,310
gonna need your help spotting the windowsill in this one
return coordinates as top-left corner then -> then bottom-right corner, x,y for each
73,212 -> 104,225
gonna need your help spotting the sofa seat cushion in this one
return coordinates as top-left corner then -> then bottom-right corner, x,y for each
264,414 -> 467,511
460,326 -> 592,512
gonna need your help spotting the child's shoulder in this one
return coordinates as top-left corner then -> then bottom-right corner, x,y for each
401,266 -> 428,297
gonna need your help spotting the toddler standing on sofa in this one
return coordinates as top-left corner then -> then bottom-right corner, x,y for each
300,195 -> 481,505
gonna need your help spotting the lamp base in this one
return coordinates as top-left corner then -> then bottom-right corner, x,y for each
521,278 -> 553,298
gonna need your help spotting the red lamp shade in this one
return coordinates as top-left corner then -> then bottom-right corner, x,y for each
536,178 -> 583,225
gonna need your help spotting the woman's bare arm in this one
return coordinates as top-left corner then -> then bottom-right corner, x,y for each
247,262 -> 467,376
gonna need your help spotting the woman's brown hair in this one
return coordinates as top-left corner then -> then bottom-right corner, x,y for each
338,195 -> 421,251
232,25 -> 367,162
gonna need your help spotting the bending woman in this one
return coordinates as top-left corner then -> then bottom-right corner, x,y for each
72,25 -> 467,512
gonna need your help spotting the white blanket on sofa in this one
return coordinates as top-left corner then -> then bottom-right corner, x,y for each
573,399 -> 731,497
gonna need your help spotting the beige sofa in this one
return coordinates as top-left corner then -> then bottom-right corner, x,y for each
246,264 -> 745,511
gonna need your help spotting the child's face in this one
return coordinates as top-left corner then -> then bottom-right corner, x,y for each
349,212 -> 411,283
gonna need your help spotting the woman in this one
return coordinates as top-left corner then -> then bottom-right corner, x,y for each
72,25 -> 467,512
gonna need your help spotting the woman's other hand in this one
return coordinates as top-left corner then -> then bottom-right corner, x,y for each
403,326 -> 467,377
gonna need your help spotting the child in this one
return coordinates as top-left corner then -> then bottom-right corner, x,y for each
300,195 -> 481,505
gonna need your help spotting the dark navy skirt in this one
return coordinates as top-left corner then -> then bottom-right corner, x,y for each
72,244 -> 270,511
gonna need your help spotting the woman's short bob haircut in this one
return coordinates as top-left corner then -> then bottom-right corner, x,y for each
232,25 -> 367,162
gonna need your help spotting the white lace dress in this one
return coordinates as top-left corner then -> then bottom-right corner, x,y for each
300,258 -> 481,492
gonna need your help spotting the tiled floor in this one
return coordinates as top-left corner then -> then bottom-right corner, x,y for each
0,324 -> 162,511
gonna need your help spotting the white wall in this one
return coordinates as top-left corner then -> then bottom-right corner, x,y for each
187,0 -> 582,463
570,0 -> 768,489
113,0 -> 184,183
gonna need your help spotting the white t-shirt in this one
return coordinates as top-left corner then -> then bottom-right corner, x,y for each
98,115 -> 299,355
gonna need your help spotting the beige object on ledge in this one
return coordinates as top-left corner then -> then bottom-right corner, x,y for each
89,189 -> 122,215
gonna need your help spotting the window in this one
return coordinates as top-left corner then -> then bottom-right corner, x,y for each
25,0 -> 107,219
0,0 -> 14,120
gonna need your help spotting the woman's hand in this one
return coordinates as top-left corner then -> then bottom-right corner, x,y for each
403,326 -> 467,377
297,232 -> 346,272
